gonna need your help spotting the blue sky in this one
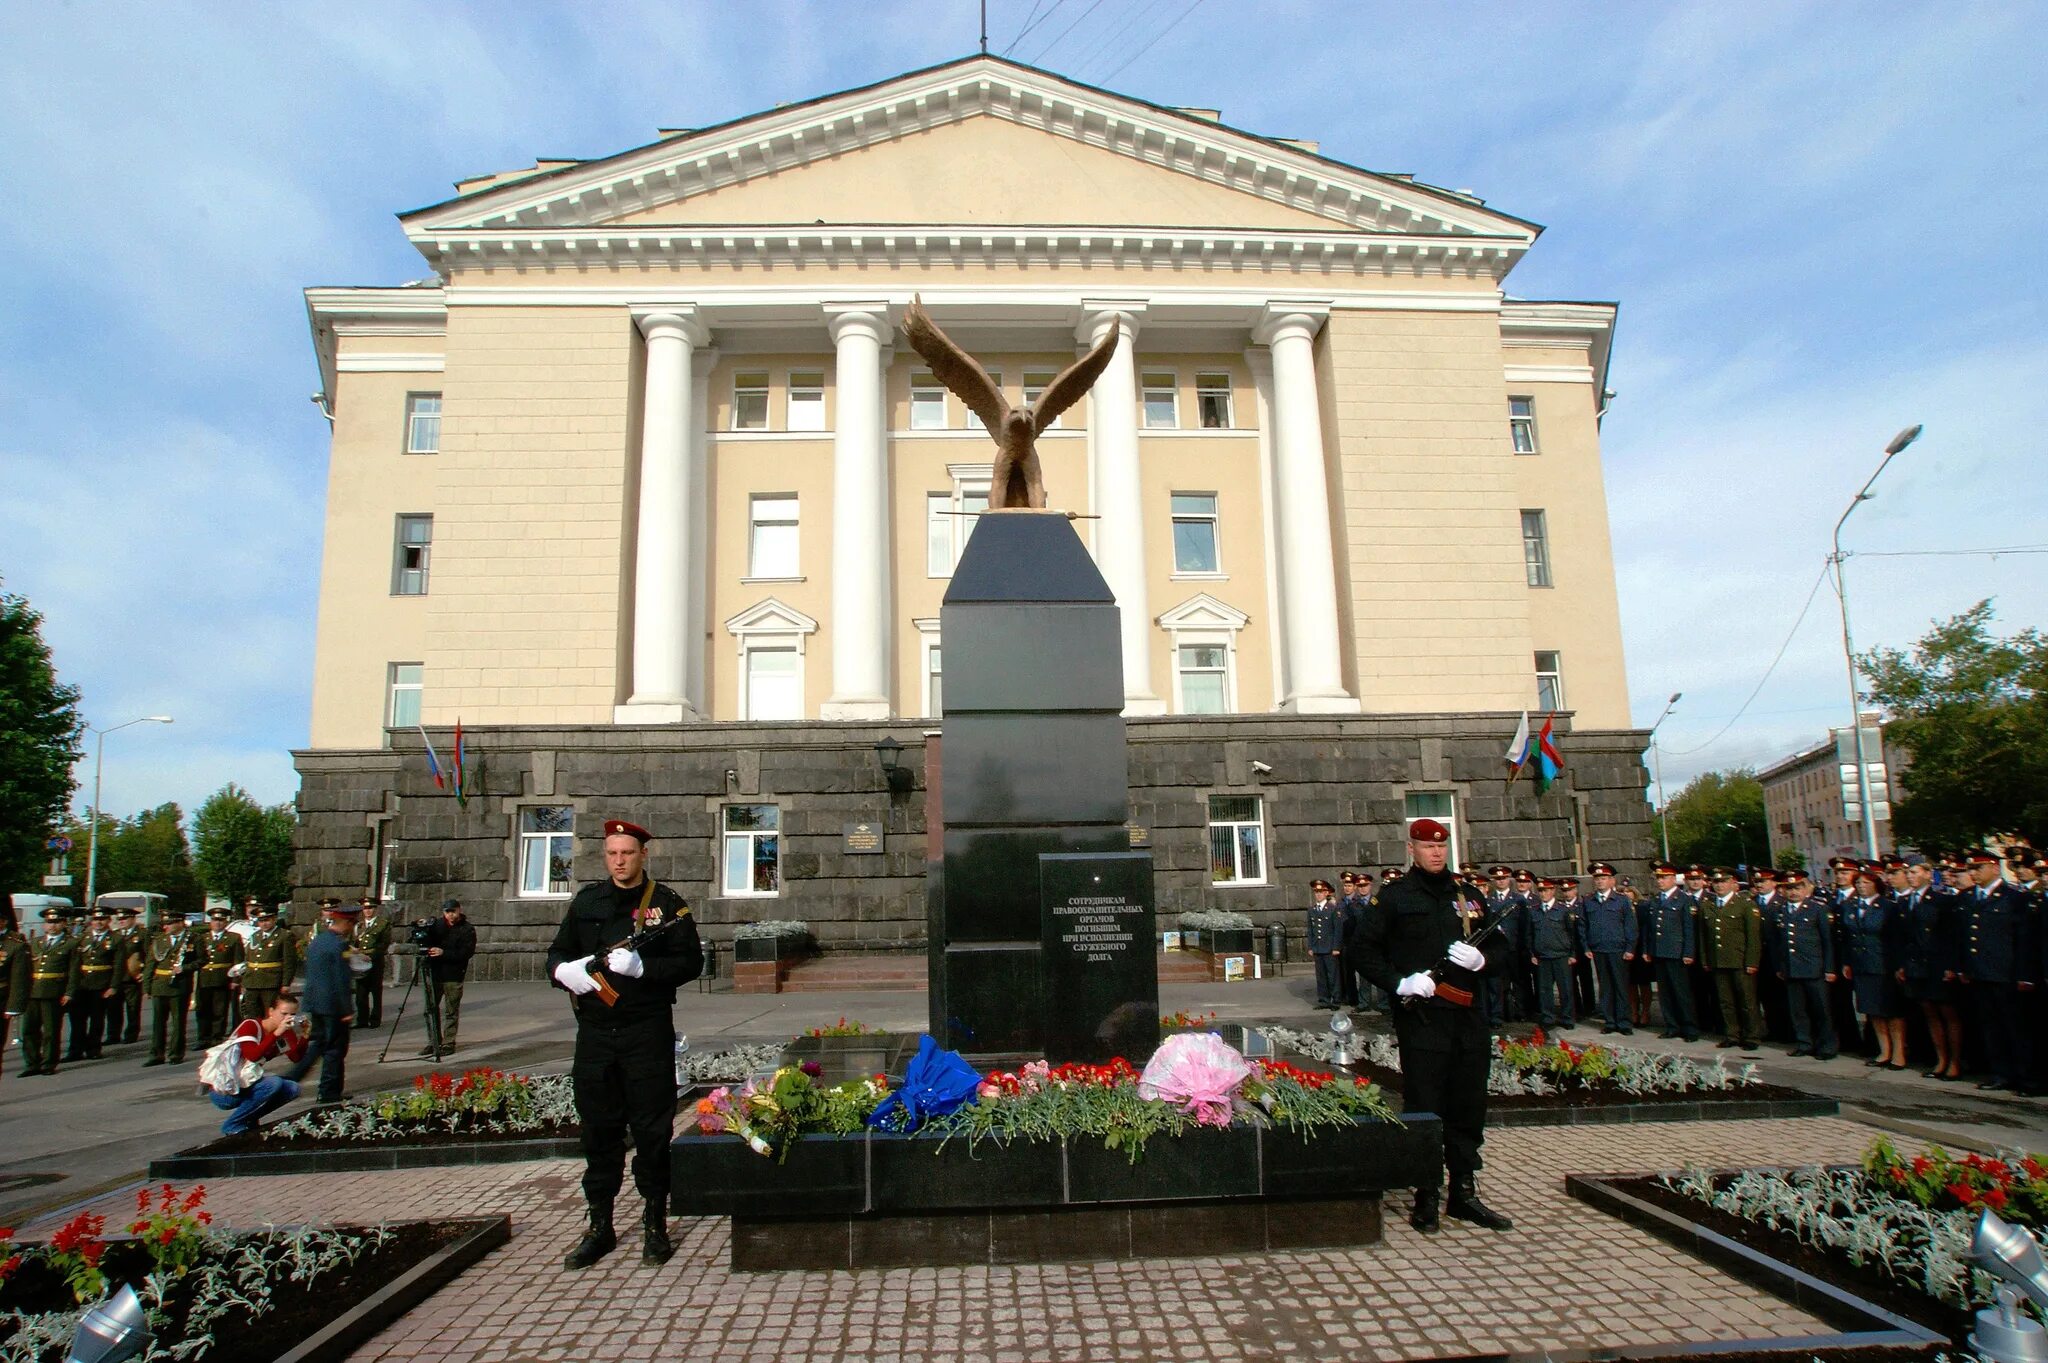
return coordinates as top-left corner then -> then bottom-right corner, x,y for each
2,1 -> 2042,823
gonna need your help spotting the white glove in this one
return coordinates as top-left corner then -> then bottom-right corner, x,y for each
606,948 -> 645,979
1447,940 -> 1484,970
553,957 -> 598,995
1396,972 -> 1436,999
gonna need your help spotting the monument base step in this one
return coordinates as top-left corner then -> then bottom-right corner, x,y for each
776,955 -> 929,992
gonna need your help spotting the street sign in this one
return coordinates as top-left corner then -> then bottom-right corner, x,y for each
45,835 -> 71,854
42,874 -> 73,888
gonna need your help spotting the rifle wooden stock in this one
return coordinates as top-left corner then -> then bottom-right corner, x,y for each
1434,981 -> 1476,1007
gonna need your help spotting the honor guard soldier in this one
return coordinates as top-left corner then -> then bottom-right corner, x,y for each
1957,848 -> 2030,1091
1640,862 -> 1701,1041
549,819 -> 703,1270
239,902 -> 296,1023
1699,868 -> 1764,1051
192,908 -> 245,1046
142,911 -> 200,1067
112,906 -> 145,1044
1581,864 -> 1638,1035
20,908 -> 78,1076
1769,870 -> 1838,1059
1349,818 -> 1514,1234
1527,878 -> 1582,1029
351,897 -> 393,1029
67,908 -> 121,1061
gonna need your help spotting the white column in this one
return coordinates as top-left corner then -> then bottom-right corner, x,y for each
1078,301 -> 1163,715
617,308 -> 709,723
1255,304 -> 1360,714
822,304 -> 893,720
686,347 -> 718,713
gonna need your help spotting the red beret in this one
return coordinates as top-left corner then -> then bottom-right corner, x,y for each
604,819 -> 653,844
1409,818 -> 1450,844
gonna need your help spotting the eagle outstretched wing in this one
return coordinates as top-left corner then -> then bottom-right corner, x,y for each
902,297 -> 1009,436
1031,318 -> 1119,435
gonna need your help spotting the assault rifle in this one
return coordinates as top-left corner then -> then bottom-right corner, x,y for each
1419,898 -> 1511,1009
586,904 -> 693,1007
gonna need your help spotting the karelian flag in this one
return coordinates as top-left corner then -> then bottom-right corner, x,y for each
418,726 -> 447,790
1504,711 -> 1533,784
452,720 -> 468,808
1532,715 -> 1565,794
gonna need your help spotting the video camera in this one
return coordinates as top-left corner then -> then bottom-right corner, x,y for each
408,918 -> 435,947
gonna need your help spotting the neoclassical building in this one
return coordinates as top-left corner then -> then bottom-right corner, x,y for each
295,56 -> 1653,973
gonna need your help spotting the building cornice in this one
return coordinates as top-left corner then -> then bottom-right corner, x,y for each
304,285 -> 448,409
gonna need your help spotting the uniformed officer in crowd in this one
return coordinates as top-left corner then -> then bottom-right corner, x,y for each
548,819 -> 704,1270
1560,876 -> 1597,1020
1750,869 -> 1790,1043
1341,871 -> 1383,1012
1526,878 -> 1582,1029
1639,862 -> 1700,1041
18,905 -> 76,1076
1480,867 -> 1524,1028
351,896 -> 393,1029
64,907 -> 120,1061
1840,864 -> 1907,1068
1350,819 -> 1513,1233
192,907 -> 245,1047
2019,849 -> 2048,1096
239,902 -> 296,1023
300,897 -> 360,1104
1956,847 -> 2030,1091
1770,869 -> 1838,1059
1579,863 -> 1637,1035
1897,853 -> 1965,1081
0,895 -> 29,1084
1698,867 -> 1763,1051
142,910 -> 200,1067
1306,879 -> 1344,1009
112,906 -> 145,1044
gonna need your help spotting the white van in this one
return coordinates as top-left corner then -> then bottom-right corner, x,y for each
10,893 -> 75,933
94,891 -> 171,934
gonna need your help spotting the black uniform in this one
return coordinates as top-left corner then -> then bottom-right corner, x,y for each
1348,865 -> 1510,1182
546,878 -> 703,1210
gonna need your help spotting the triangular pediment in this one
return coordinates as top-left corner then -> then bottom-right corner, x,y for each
723,597 -> 818,636
1157,593 -> 1250,631
405,56 -> 1535,244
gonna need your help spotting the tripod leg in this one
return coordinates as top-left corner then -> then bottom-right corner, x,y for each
377,955 -> 421,1063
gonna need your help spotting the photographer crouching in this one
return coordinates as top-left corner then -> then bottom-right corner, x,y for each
418,898 -> 476,1056
200,990 -> 311,1136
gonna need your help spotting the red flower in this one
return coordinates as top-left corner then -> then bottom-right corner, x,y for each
1947,1180 -> 1977,1206
158,1226 -> 177,1245
1890,1167 -> 1908,1183
1986,1187 -> 2010,1211
1911,1156 -> 1933,1177
2022,1157 -> 2046,1181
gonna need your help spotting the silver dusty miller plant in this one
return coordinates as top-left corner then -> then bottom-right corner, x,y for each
1254,1025 -> 1758,1098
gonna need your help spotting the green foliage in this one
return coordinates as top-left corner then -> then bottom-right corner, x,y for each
191,784 -> 296,903
61,803 -> 204,915
0,583 -> 84,893
1859,600 -> 2048,847
1773,845 -> 1808,872
1662,768 -> 1768,869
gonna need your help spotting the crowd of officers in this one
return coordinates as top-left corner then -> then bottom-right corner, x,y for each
1306,845 -> 2048,1092
0,892 -> 435,1080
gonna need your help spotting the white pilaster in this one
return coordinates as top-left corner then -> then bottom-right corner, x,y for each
1079,301 -> 1164,716
686,347 -> 718,713
1255,303 -> 1360,714
821,304 -> 894,720
617,308 -> 709,723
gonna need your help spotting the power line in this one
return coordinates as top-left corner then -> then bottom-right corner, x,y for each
1070,0 -> 1176,80
1004,0 -> 1061,54
1096,0 -> 1208,83
1025,0 -> 1110,65
1848,545 -> 2048,559
1663,560 -> 1833,758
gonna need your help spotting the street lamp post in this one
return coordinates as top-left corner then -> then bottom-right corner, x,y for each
1724,821 -> 1750,872
1832,423 -> 1922,859
1649,692 -> 1682,862
83,715 -> 174,908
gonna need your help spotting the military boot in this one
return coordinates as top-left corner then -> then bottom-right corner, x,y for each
564,1202 -> 617,1270
1446,1174 -> 1514,1231
1409,1182 -> 1441,1234
642,1199 -> 673,1266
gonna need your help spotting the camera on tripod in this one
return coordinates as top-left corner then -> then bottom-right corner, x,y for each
408,918 -> 435,947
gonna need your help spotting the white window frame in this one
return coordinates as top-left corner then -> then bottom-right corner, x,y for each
1403,791 -> 1462,869
1521,509 -> 1553,588
965,371 -> 1002,430
926,464 -> 992,577
1175,643 -> 1231,716
1169,492 -> 1222,577
1141,371 -> 1178,429
1207,794 -> 1267,887
786,371 -> 825,432
1509,396 -> 1538,454
747,494 -> 800,580
516,806 -> 575,899
725,598 -> 819,722
404,393 -> 442,455
1195,373 -> 1233,430
721,803 -> 782,898
914,619 -> 942,719
1534,651 -> 1564,711
385,662 -> 423,740
392,514 -> 432,596
732,371 -> 770,431
1157,593 -> 1248,716
1022,371 -> 1060,429
910,374 -> 947,430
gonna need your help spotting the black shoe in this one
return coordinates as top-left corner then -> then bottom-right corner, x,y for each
142,1057 -> 164,1067
1409,1189 -> 1440,1234
1740,1042 -> 1759,1051
416,1046 -> 438,1058
1789,1047 -> 1813,1057
1446,1176 -> 1514,1231
565,1207 -> 617,1270
1979,1079 -> 2012,1092
642,1202 -> 673,1265
1660,1030 -> 1679,1039
15,1068 -> 36,1078
1618,1028 -> 1635,1036
1600,1026 -> 1617,1035
1815,1051 -> 1838,1061
1681,1033 -> 1701,1042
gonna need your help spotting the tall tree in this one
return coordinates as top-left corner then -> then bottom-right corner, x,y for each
191,784 -> 296,904
1860,600 -> 2048,847
0,582 -> 84,892
1662,768 -> 1769,871
66,804 -> 205,917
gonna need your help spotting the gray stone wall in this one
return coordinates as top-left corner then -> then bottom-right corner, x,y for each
292,713 -> 1653,979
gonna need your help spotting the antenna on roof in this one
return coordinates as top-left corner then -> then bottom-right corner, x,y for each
979,0 -> 988,54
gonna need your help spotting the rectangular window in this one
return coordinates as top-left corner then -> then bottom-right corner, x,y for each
392,514 -> 432,595
721,804 -> 781,896
786,371 -> 825,432
732,372 -> 770,430
1142,371 -> 1178,429
1207,795 -> 1265,885
1521,509 -> 1553,588
910,375 -> 946,430
965,372 -> 1001,430
517,806 -> 574,897
748,495 -> 799,579
926,484 -> 988,576
924,640 -> 943,718
744,646 -> 801,721
1195,373 -> 1233,429
404,393 -> 441,454
386,663 -> 423,736
1170,493 -> 1220,574
1509,396 -> 1538,454
1404,791 -> 1461,867
1178,645 -> 1229,715
1534,651 -> 1564,711
1022,371 -> 1059,429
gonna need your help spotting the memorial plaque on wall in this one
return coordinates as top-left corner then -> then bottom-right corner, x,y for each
1039,850 -> 1159,1063
842,822 -> 885,855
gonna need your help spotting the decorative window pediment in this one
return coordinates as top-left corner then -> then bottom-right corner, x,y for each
1156,593 -> 1250,633
724,597 -> 819,644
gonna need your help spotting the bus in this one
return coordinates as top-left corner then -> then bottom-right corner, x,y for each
94,891 -> 172,934
10,894 -> 74,934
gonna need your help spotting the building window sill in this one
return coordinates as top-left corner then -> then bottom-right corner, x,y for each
740,576 -> 807,585
1170,572 -> 1228,582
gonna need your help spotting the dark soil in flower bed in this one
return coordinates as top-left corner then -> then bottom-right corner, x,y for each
189,1119 -> 581,1155
0,1219 -> 501,1362
1599,1173 -> 1973,1342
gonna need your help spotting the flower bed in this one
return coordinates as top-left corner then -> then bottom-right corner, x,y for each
0,1185 -> 506,1362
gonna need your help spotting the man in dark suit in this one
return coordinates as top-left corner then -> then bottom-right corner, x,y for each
1640,861 -> 1700,1041
1957,848 -> 2031,1091
298,898 -> 358,1104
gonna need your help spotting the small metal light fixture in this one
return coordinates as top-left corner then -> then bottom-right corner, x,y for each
873,736 -> 913,795
1328,1009 -> 1357,1068
1971,1208 -> 2048,1363
66,1283 -> 152,1363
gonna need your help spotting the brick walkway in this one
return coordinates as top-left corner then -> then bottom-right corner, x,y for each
24,1115 -> 1890,1361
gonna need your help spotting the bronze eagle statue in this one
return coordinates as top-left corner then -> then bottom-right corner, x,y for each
900,296 -> 1120,510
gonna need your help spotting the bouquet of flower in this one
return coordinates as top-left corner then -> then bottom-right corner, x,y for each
1138,1032 -> 1251,1127
694,1063 -> 892,1160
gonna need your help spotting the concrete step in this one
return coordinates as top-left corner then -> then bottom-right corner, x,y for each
780,956 -> 929,992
